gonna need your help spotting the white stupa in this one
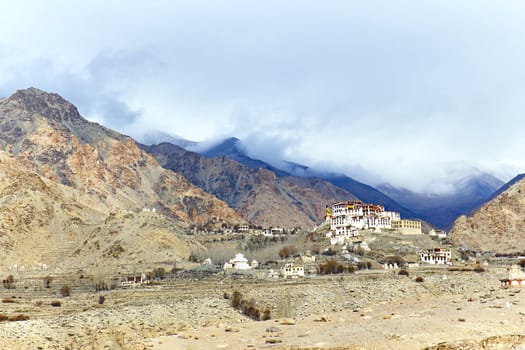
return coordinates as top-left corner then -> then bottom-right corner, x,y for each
223,252 -> 252,270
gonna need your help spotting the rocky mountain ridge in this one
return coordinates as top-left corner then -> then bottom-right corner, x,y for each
197,138 -> 420,221
0,88 -> 243,227
142,142 -> 355,229
449,173 -> 525,253
378,173 -> 504,229
0,88 -> 244,269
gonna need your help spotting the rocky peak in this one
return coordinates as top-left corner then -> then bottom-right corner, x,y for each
7,87 -> 83,123
0,88 -> 244,229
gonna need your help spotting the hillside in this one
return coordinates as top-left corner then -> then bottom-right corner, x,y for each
142,142 -> 355,229
0,88 -> 248,269
449,174 -> 525,253
0,88 -> 243,228
0,150 -> 202,271
200,137 -> 421,222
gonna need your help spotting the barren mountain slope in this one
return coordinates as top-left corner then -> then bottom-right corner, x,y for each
0,88 -> 243,228
449,174 -> 525,253
0,150 -> 200,271
142,142 -> 355,228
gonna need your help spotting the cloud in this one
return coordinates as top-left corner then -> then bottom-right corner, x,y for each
2,1 -> 525,193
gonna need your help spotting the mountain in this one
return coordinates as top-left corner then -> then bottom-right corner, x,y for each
449,174 -> 525,253
0,88 -> 244,269
319,174 -> 420,220
141,142 -> 356,229
138,130 -> 199,150
201,137 -> 291,177
378,173 -> 504,229
199,137 -> 419,222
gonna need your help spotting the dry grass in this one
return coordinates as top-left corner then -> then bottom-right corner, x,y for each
60,285 -> 71,297
229,290 -> 271,321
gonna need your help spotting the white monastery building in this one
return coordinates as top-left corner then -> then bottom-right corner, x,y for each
420,248 -> 452,265
328,201 -> 400,231
392,219 -> 422,235
325,200 -> 422,245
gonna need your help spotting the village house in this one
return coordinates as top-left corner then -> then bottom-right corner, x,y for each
270,226 -> 285,235
351,240 -> 371,252
280,263 -> 305,278
428,229 -> 448,239
121,273 -> 149,287
326,225 -> 359,245
500,265 -> 525,287
301,250 -> 316,263
392,219 -> 422,235
236,224 -> 249,233
420,248 -> 451,265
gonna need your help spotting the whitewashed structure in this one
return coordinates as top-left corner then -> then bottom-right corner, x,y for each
326,225 -> 359,245
236,224 -> 249,233
270,227 -> 285,235
351,240 -> 371,252
301,251 -> 316,263
280,263 -> 305,278
328,201 -> 400,231
223,252 -> 252,270
420,248 -> 451,265
392,219 -> 422,235
500,265 -> 525,287
428,229 -> 448,239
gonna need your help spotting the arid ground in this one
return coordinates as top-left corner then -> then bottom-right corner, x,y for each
0,265 -> 524,350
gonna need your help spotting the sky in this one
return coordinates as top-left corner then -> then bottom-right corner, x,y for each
1,1 -> 525,193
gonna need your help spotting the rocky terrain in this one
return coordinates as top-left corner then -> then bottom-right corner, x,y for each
0,88 -> 250,270
0,88 -> 243,229
1,87 -> 524,349
0,265 -> 523,349
143,142 -> 354,229
0,149 -> 203,271
450,174 -> 525,253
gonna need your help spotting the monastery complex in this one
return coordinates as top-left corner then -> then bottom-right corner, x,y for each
326,200 -> 421,236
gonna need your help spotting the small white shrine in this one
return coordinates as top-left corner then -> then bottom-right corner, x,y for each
223,252 -> 252,270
